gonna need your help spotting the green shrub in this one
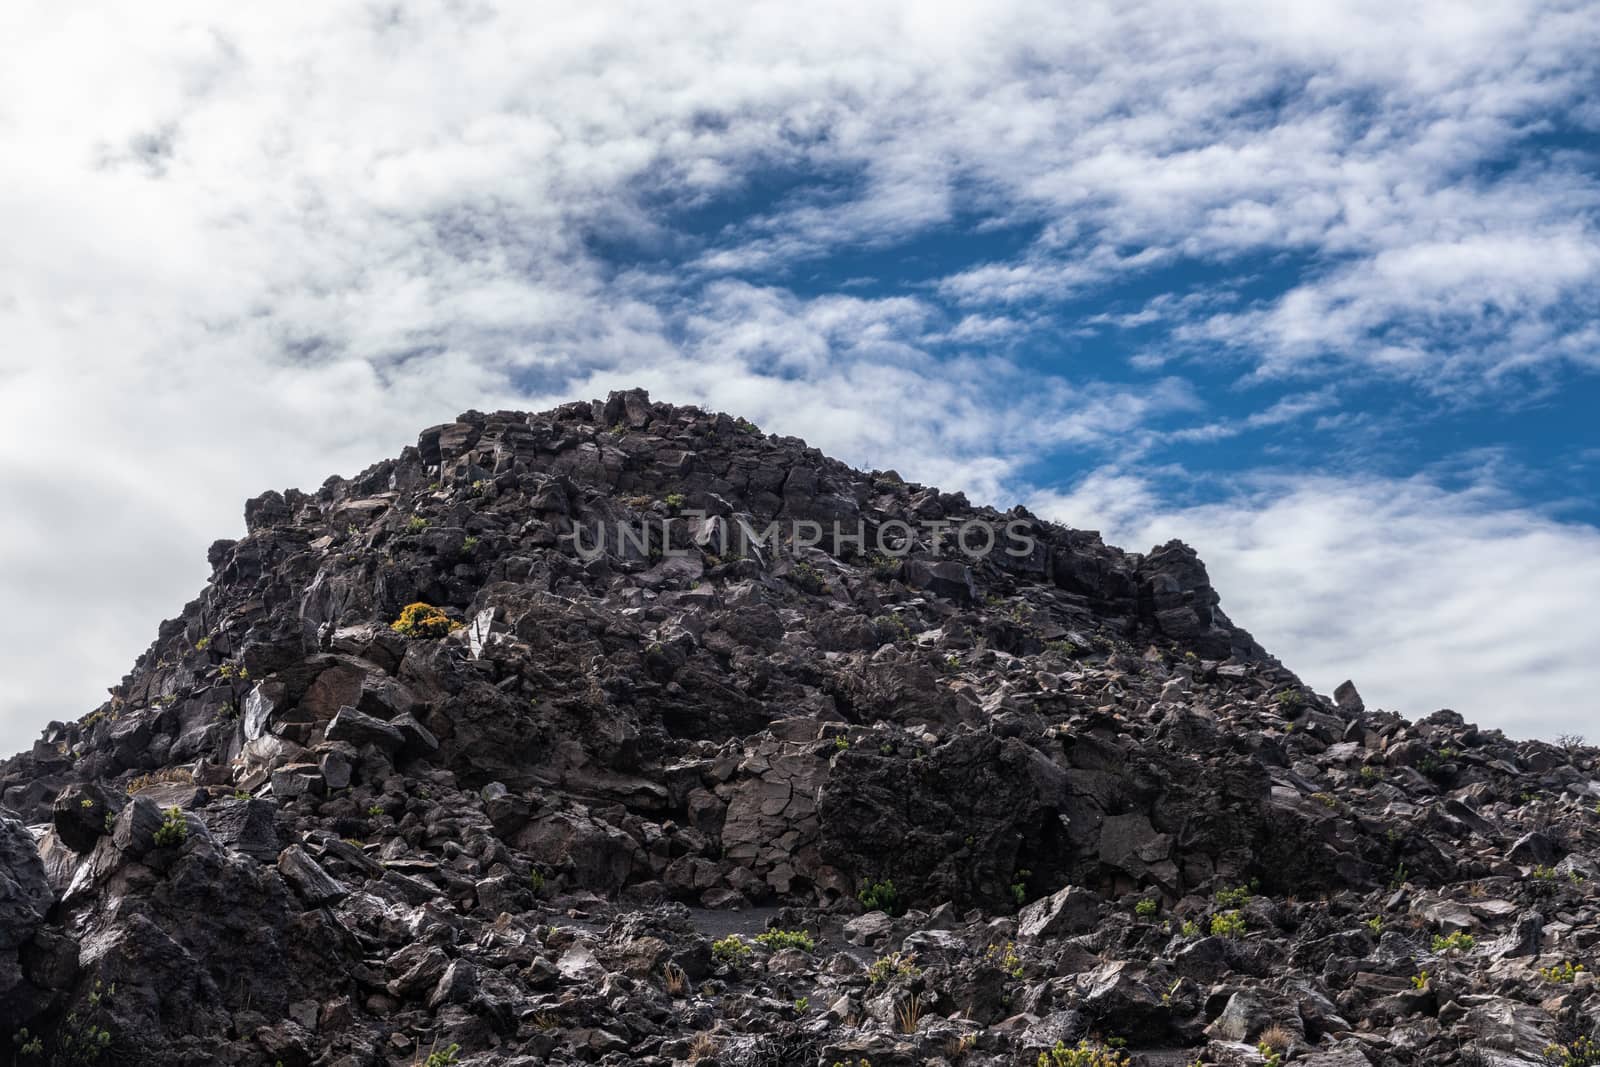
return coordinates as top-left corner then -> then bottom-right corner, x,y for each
1431,931 -> 1476,954
866,950 -> 921,985
390,602 -> 462,638
984,940 -> 1023,978
1010,869 -> 1031,906
423,1043 -> 461,1067
754,929 -> 815,952
858,878 -> 899,914
1134,898 -> 1158,919
1213,884 -> 1252,908
1210,911 -> 1246,939
1539,961 -> 1585,983
663,492 -> 687,511
152,807 -> 187,848
711,936 -> 751,964
788,561 -> 827,594
1036,1040 -> 1130,1067
1545,1037 -> 1600,1067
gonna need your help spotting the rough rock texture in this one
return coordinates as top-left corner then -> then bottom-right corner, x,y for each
0,390 -> 1595,1066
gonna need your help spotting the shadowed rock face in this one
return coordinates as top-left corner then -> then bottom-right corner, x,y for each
0,389 -> 1595,1066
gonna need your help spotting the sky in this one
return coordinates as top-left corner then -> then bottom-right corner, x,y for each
2,0 -> 1598,754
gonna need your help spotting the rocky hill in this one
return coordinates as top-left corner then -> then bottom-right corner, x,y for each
1,390 -> 1596,1067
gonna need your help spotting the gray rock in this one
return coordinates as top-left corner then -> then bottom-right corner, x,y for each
324,706 -> 404,751
277,845 -> 347,906
1018,885 -> 1102,941
204,798 -> 281,861
0,814 -> 50,950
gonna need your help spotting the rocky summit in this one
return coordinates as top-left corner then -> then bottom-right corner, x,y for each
1,390 -> 1597,1067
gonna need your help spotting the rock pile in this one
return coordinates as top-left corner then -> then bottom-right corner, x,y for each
0,390 -> 1595,1066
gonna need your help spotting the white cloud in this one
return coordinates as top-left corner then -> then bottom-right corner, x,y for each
1034,471 -> 1600,740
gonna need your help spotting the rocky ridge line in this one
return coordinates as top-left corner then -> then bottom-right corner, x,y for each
0,389 -> 1594,1067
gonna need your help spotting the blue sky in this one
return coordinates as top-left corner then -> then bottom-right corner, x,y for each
2,0 -> 1599,751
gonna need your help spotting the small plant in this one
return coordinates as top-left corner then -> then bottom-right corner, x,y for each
1360,765 -> 1381,781
1389,862 -> 1409,889
461,535 -> 480,555
858,878 -> 899,914
1411,970 -> 1429,990
218,662 -> 249,682
194,635 -> 211,651
12,1027 -> 43,1056
712,935 -> 751,965
788,561 -> 827,594
1210,911 -> 1246,939
1432,931 -> 1476,955
733,416 -> 760,434
405,514 -> 430,534
867,950 -> 921,986
895,993 -> 924,1034
390,602 -> 462,638
1257,1042 -> 1283,1067
1274,689 -> 1305,709
867,552 -> 901,579
152,807 -> 188,848
1539,960 -> 1585,983
1544,1037 -> 1600,1067
1010,868 -> 1031,906
1258,1025 -> 1294,1055
663,492 -> 688,511
1365,916 -> 1384,933
985,940 -> 1024,979
754,929 -> 816,953
1036,1040 -> 1130,1067
528,869 -> 545,895
1214,884 -> 1252,908
1134,898 -> 1158,919
1179,920 -> 1202,938
51,980 -> 115,1064
794,996 -> 809,1013
421,1042 -> 461,1066
662,962 -> 689,996
367,804 -> 385,818
469,478 -> 491,498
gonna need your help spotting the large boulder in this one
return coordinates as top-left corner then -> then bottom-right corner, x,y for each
0,812 -> 53,1012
